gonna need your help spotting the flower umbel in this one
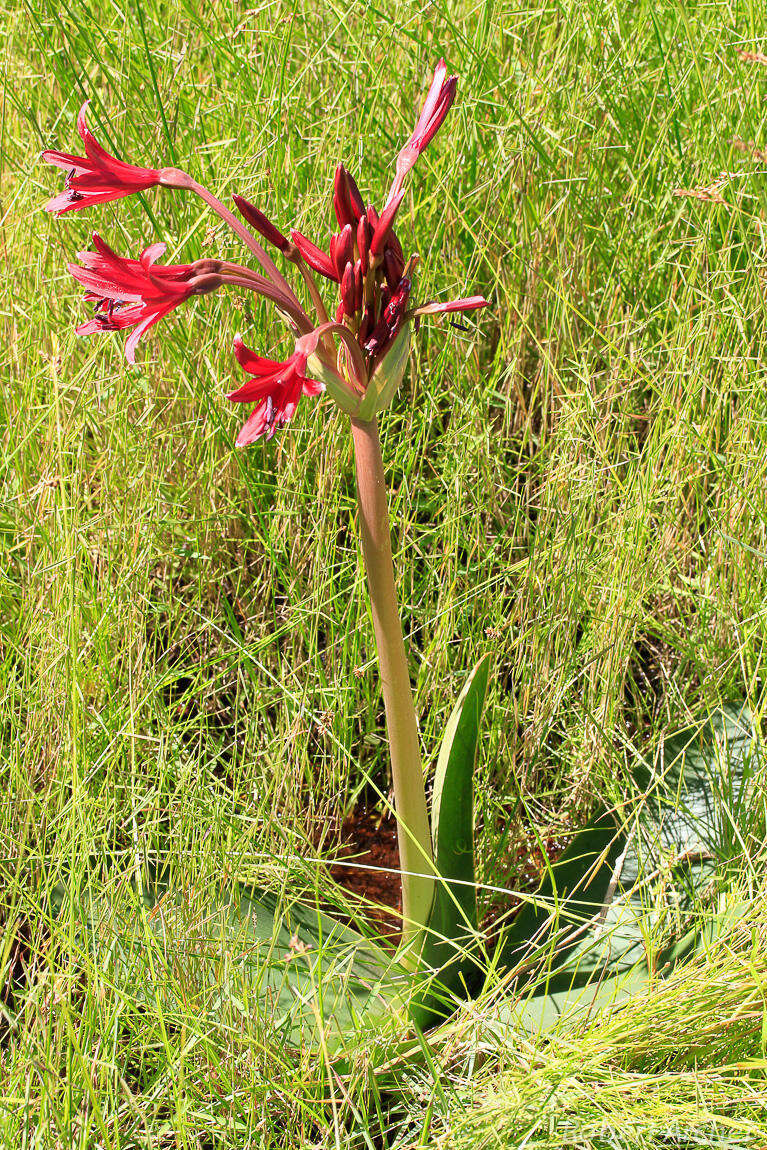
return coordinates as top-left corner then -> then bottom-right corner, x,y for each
44,60 -> 488,435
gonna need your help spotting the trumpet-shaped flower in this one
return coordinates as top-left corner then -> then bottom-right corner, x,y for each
69,234 -> 221,362
42,103 -> 161,214
228,336 -> 323,446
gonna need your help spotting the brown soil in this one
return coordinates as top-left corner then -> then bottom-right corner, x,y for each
330,807 -> 403,942
329,808 -> 567,948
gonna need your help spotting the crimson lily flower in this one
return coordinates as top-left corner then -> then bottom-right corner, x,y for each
69,234 -> 222,362
228,336 -> 323,446
388,59 -> 457,203
42,103 -> 161,214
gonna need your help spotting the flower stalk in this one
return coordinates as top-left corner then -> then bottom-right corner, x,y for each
42,61 -> 489,949
350,416 -> 433,944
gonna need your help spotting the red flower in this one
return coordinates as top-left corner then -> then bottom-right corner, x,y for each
69,234 -> 219,362
42,102 -> 160,215
389,60 -> 457,201
228,336 -> 324,446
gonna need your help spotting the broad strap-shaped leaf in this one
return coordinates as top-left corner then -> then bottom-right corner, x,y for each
51,865 -> 408,1056
496,705 -> 754,1033
495,808 -> 626,985
410,654 -> 491,1029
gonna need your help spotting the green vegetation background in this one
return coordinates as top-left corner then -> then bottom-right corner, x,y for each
2,0 -> 767,1144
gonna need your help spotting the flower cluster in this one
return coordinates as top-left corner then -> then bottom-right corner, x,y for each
43,63 -> 488,445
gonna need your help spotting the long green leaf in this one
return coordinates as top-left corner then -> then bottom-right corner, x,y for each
410,654 -> 491,1029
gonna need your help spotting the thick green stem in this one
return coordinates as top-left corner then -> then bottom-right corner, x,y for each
350,416 -> 434,945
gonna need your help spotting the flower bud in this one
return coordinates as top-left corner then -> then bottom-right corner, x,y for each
333,164 -> 364,228
341,261 -> 356,316
334,224 -> 353,280
353,259 -> 364,313
233,195 -> 291,252
387,231 -> 404,264
370,188 -> 405,258
383,247 -> 404,289
356,215 -> 372,266
290,230 -> 337,280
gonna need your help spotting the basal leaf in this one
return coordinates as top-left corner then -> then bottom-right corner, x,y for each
410,654 -> 491,1029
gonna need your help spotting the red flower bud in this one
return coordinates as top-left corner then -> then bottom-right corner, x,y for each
233,195 -> 291,252
341,261 -> 356,316
356,215 -> 372,267
334,224 -> 354,280
345,169 -> 365,218
290,230 -> 337,280
333,164 -> 364,229
387,231 -> 404,264
353,259 -> 364,313
370,189 -> 405,258
383,247 -> 404,289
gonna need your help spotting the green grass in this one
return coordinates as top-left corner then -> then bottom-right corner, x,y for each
3,0 -> 767,1143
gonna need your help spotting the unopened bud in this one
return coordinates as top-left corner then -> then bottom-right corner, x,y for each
233,195 -> 291,252
333,164 -> 364,229
341,262 -> 356,316
388,231 -> 405,263
353,259 -> 364,313
356,215 -> 372,266
383,247 -> 404,289
334,224 -> 353,280
370,188 -> 405,258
